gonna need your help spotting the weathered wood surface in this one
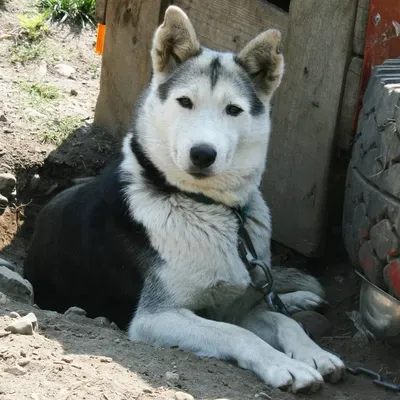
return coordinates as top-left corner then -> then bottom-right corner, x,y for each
353,0 -> 370,56
94,0 -> 162,138
173,0 -> 288,52
337,57 -> 363,150
263,0 -> 358,256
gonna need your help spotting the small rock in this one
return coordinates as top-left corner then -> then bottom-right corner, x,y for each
61,356 -> 73,364
10,311 -> 21,319
37,60 -> 47,76
0,193 -> 8,209
5,312 -> 38,335
175,392 -> 194,400
70,89 -> 78,96
0,113 -> 7,122
114,338 -> 120,344
20,350 -> 27,357
0,266 -> 34,304
25,108 -> 46,119
93,316 -> 111,327
18,358 -> 30,367
291,311 -> 332,340
110,322 -> 120,331
3,128 -> 13,134
0,173 -> 16,196
29,174 -> 40,191
64,306 -> 87,317
0,291 -> 9,305
165,371 -> 180,382
54,63 -> 76,78
0,331 -> 11,338
4,365 -> 26,376
100,357 -> 112,363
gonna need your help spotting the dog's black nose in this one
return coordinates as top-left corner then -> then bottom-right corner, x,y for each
190,144 -> 217,169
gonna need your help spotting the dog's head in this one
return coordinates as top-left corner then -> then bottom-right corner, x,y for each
134,6 -> 284,205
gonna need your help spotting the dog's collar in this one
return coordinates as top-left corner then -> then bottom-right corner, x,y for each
130,133 -> 249,221
183,191 -> 249,221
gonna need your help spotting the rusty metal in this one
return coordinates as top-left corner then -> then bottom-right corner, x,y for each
353,0 -> 400,132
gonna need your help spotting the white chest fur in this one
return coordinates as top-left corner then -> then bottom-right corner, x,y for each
124,177 -> 272,315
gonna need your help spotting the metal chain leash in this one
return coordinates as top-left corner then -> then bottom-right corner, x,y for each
235,209 -> 400,393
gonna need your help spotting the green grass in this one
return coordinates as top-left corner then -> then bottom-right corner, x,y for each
9,42 -> 45,63
39,116 -> 83,144
19,81 -> 60,100
18,11 -> 49,41
39,0 -> 96,25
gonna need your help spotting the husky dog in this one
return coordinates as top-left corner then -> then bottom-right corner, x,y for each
24,6 -> 345,393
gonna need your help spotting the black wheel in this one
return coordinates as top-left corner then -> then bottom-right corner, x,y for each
343,59 -> 400,296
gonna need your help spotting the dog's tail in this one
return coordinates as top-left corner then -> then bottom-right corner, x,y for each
271,266 -> 326,298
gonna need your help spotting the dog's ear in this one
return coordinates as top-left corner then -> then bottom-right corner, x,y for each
236,29 -> 284,97
151,6 -> 200,77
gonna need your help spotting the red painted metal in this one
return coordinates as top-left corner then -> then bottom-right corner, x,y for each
353,0 -> 400,132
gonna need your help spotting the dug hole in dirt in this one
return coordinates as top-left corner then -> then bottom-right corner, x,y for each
0,1 -> 399,399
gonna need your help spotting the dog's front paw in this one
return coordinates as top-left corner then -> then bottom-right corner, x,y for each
287,346 -> 345,383
251,354 -> 324,393
279,291 -> 326,313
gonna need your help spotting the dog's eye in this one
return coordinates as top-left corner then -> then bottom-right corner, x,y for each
177,97 -> 193,109
226,104 -> 243,117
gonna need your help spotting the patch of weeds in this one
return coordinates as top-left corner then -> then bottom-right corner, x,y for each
39,116 -> 83,144
19,81 -> 60,100
39,0 -> 96,25
9,42 -> 45,63
18,11 -> 49,41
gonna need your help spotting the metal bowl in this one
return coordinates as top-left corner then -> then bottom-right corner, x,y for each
356,271 -> 400,344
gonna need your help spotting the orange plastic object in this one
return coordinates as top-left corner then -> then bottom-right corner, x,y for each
353,0 -> 400,131
95,23 -> 107,55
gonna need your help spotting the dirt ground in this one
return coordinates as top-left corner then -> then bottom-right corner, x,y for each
0,1 -> 399,399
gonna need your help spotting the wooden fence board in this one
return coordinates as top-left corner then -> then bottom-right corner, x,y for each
263,0 -> 357,256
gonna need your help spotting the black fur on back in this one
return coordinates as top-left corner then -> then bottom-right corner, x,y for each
24,159 -> 162,330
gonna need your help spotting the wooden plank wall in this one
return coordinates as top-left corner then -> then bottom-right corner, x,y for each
263,0 -> 358,256
173,0 -> 288,52
94,0 -> 162,138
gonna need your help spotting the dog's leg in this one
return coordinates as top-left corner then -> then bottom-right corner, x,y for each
239,305 -> 345,383
271,266 -> 325,296
129,308 -> 324,393
278,291 -> 327,313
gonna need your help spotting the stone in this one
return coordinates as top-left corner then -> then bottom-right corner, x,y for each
37,60 -> 47,76
165,371 -> 180,382
0,173 -> 16,196
10,311 -> 21,319
0,193 -> 8,209
61,356 -> 73,364
93,316 -> 110,327
25,108 -> 46,119
359,241 -> 386,288
0,266 -> 34,304
64,306 -> 87,317
383,259 -> 400,299
5,313 -> 38,335
18,358 -> 30,367
110,322 -> 120,331
370,219 -> 399,260
54,63 -> 76,78
4,365 -> 26,376
0,113 -> 7,122
29,174 -> 40,191
175,392 -> 194,400
0,291 -> 9,305
70,89 -> 78,96
291,311 -> 332,340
